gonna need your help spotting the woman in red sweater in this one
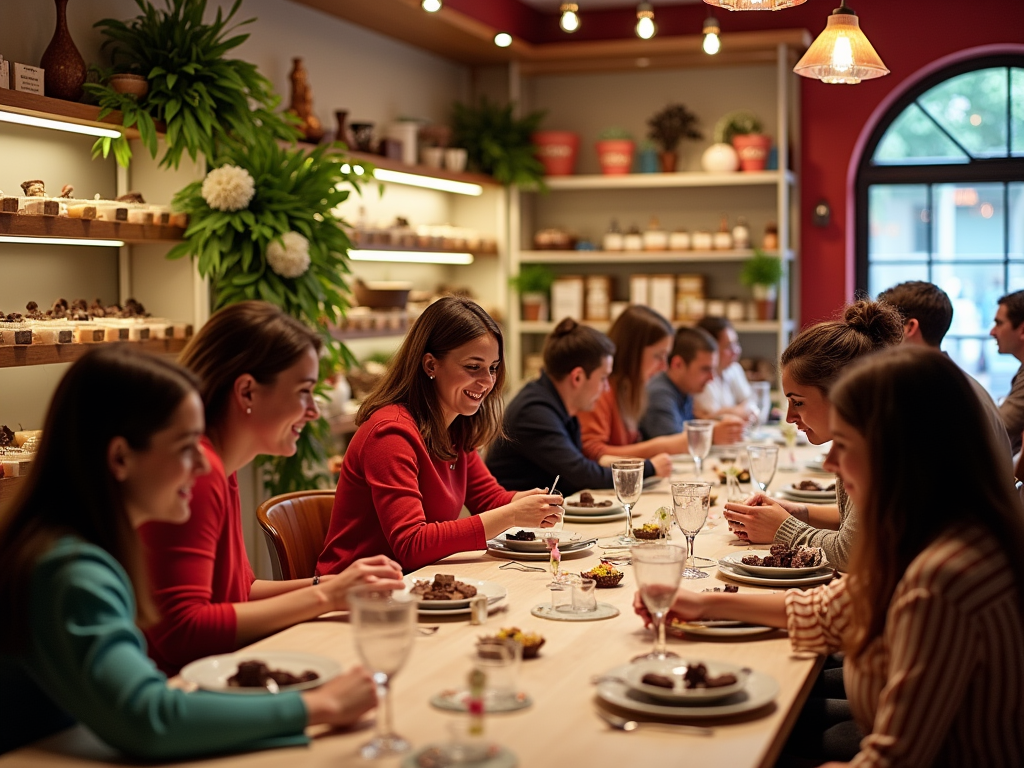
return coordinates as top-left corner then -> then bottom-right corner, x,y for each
317,297 -> 563,574
140,301 -> 405,674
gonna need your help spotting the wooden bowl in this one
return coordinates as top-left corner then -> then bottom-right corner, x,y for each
353,279 -> 412,309
108,74 -> 149,98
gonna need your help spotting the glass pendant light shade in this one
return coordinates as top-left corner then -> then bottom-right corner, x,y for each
702,16 -> 721,55
794,4 -> 889,84
559,3 -> 580,33
703,0 -> 806,9
635,2 -> 657,39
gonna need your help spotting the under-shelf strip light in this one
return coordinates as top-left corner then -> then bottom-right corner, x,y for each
0,110 -> 121,139
349,249 -> 474,265
0,235 -> 125,247
371,168 -> 483,196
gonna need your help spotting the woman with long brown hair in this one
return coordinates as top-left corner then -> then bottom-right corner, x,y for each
636,346 -> 1024,766
141,301 -> 404,675
577,305 -> 677,476
0,347 -> 376,758
317,296 -> 562,574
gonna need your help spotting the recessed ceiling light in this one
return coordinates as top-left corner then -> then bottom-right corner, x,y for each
421,0 -> 442,12
494,32 -> 513,48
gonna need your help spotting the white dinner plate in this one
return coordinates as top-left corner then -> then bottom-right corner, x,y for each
780,484 -> 837,502
180,651 -> 340,694
597,664 -> 779,719
804,458 -> 831,474
497,530 -> 583,552
717,561 -> 834,588
563,496 -> 623,516
563,510 -> 627,524
487,539 -> 596,561
414,598 -> 507,617
720,550 -> 829,578
668,620 -> 778,639
624,659 -> 749,704
403,577 -> 507,609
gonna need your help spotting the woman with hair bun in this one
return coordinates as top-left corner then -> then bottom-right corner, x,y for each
723,300 -> 903,569
317,297 -> 562,574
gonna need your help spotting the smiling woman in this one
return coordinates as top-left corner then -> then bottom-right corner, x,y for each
317,297 -> 563,574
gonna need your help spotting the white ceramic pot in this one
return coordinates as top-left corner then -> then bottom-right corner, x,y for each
701,143 -> 740,174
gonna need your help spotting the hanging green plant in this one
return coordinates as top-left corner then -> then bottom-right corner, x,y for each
84,0 -> 299,168
169,132 -> 373,493
450,98 -> 547,189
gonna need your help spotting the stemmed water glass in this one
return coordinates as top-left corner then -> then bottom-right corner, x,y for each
747,445 -> 779,493
348,585 -> 418,759
611,459 -> 645,545
671,481 -> 712,579
684,420 -> 714,479
631,544 -> 686,660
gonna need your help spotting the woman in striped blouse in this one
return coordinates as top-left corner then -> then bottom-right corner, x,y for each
637,346 -> 1024,767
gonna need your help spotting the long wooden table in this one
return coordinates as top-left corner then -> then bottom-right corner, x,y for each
4,435 -> 829,768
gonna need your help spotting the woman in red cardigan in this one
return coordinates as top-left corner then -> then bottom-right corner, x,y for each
317,297 -> 563,574
140,301 -> 405,674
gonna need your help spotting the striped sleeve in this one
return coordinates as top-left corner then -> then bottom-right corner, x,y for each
785,578 -> 851,656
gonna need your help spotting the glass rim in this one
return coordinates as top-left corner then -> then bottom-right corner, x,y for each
670,480 -> 713,494
611,459 -> 645,468
747,445 -> 779,453
684,419 -> 716,428
347,583 -> 415,606
629,542 -> 687,561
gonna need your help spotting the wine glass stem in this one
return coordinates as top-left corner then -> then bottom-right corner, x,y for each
623,502 -> 633,539
654,612 -> 667,657
375,674 -> 393,738
686,534 -> 696,571
694,457 -> 702,479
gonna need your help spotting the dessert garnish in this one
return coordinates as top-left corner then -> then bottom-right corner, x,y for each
633,522 -> 664,540
227,660 -> 318,688
582,562 -> 623,587
410,573 -> 478,600
479,626 -> 545,658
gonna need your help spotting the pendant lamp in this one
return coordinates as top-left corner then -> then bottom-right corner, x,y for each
703,0 -> 805,9
793,1 -> 889,84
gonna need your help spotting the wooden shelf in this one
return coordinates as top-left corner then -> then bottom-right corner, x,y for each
350,240 -> 497,256
0,338 -> 187,368
539,170 -> 794,192
333,149 -> 498,189
0,89 -> 159,139
519,249 -> 793,264
520,319 -> 792,335
0,212 -> 185,244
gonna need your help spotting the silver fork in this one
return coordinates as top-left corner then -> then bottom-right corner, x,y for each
596,709 -> 713,736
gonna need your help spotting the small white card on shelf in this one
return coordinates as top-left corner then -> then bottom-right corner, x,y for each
0,56 -> 9,89
551,276 -> 585,323
629,275 -> 649,306
649,275 -> 675,321
13,63 -> 43,94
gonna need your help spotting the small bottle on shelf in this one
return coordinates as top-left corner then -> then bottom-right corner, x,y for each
602,220 -> 624,251
713,215 -> 733,251
732,216 -> 751,250
763,222 -> 779,251
623,224 -> 643,252
642,216 -> 668,251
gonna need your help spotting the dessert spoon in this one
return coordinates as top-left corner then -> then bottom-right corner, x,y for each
596,709 -> 713,736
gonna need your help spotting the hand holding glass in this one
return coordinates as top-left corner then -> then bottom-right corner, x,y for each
612,460 -> 645,545
685,420 -> 714,479
671,482 -> 712,579
747,445 -> 779,493
631,544 -> 686,660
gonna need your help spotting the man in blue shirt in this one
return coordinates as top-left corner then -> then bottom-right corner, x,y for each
486,318 -> 668,496
639,326 -> 745,444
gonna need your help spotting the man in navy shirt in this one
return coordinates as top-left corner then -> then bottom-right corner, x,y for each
486,318 -> 668,496
639,327 -> 745,444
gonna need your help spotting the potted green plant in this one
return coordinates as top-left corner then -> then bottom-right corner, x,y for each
595,127 -> 634,175
451,98 -> 547,189
714,110 -> 771,172
509,265 -> 556,322
646,103 -> 702,173
740,249 -> 783,320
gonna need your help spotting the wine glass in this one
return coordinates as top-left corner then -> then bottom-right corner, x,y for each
684,420 -> 714,479
612,459 -> 645,545
747,445 -> 779,493
348,585 -> 417,759
670,481 -> 711,579
750,381 -> 772,427
631,544 -> 686,660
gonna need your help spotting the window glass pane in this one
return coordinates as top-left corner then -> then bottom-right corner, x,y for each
943,337 -> 1014,402
932,183 -> 1005,261
868,185 -> 929,261
869,263 -> 928,298
1011,182 -> 1024,259
1012,68 -> 1024,157
918,67 -> 1009,158
873,103 -> 970,165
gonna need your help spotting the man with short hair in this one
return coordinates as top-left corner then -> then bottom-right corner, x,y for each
878,280 -> 1012,463
486,318 -> 669,496
990,289 -> 1024,454
639,327 -> 745,444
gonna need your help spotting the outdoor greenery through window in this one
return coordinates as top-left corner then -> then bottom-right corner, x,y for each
858,60 -> 1024,399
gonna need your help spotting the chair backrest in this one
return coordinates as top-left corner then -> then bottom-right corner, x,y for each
256,490 -> 336,581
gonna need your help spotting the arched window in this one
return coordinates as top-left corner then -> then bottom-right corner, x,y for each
856,55 -> 1024,395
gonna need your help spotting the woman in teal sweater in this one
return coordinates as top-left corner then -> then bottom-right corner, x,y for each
0,346 -> 376,758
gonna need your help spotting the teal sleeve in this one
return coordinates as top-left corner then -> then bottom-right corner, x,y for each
25,544 -> 310,760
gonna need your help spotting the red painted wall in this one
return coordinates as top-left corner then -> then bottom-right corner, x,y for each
454,0 -> 1024,326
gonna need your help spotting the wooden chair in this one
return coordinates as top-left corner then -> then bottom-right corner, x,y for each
256,490 -> 336,581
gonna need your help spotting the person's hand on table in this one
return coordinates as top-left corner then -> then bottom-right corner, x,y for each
723,491 -> 799,543
326,555 -> 405,611
508,489 -> 564,528
650,453 -> 672,477
633,588 -> 706,628
712,416 -> 746,445
301,666 -> 377,727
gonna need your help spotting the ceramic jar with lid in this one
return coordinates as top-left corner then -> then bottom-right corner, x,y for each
692,230 -> 713,251
603,220 -> 624,251
643,217 -> 668,251
669,229 -> 691,251
624,225 -> 644,252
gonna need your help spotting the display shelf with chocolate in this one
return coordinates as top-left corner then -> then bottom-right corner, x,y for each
478,627 -> 545,659
0,209 -> 186,244
0,337 -> 188,368
581,563 -> 624,588
410,574 -> 479,601
227,660 -> 319,689
741,544 -> 824,569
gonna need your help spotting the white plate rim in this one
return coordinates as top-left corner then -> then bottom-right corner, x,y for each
717,561 -> 834,587
180,650 -> 341,694
497,530 -> 583,552
486,540 -> 596,561
667,621 -> 778,639
403,576 -> 507,609
721,550 -> 830,578
563,498 -> 623,515
563,511 -> 627,523
597,664 -> 779,719
413,598 -> 508,617
624,659 -> 749,703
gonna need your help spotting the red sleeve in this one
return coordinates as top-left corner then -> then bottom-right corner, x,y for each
578,390 -> 618,460
463,449 -> 516,513
365,420 -> 486,572
140,466 -> 239,674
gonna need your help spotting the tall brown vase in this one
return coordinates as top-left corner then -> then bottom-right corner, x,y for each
40,0 -> 87,102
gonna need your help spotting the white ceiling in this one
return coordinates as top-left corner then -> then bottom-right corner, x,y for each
519,0 -> 703,10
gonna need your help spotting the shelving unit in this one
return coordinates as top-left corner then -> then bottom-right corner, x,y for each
0,338 -> 187,369
519,319 -> 795,335
0,212 -> 185,244
543,170 -> 794,191
520,249 -> 794,265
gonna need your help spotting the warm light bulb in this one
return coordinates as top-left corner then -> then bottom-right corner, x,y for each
703,32 -> 721,55
421,0 -> 441,11
635,2 -> 656,39
831,34 -> 854,73
559,3 -> 580,33
494,32 -> 513,47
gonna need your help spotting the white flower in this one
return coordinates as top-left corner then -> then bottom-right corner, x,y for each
266,231 -> 311,278
201,165 -> 255,211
